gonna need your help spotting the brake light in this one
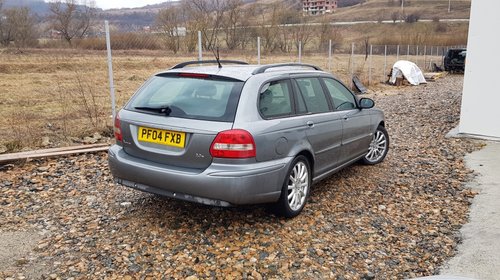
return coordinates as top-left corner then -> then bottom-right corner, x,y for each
210,129 -> 256,158
114,114 -> 122,142
178,73 -> 210,79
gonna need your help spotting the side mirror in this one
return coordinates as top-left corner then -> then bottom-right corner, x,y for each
359,98 -> 375,109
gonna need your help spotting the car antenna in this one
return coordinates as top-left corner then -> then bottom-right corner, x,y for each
215,47 -> 222,69
211,43 -> 222,69
204,32 -> 222,69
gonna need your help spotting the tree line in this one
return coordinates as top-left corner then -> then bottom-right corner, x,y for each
0,0 -> 344,53
0,0 -> 94,47
154,0 -> 342,54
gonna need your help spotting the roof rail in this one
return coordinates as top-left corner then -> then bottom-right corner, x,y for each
171,60 -> 248,69
252,63 -> 322,75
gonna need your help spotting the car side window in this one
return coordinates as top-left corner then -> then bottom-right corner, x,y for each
295,78 -> 330,114
259,80 -> 293,118
323,78 -> 357,111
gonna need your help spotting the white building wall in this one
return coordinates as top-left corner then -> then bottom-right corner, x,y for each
459,0 -> 500,138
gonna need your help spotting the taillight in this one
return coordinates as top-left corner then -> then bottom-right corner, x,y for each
210,129 -> 256,158
114,114 -> 122,142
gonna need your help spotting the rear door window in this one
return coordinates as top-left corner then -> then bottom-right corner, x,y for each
295,78 -> 331,114
127,75 -> 244,122
258,80 -> 293,118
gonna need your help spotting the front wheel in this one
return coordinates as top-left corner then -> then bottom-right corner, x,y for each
362,125 -> 389,165
274,155 -> 311,218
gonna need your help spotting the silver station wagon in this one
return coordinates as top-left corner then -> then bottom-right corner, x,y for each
108,61 -> 389,217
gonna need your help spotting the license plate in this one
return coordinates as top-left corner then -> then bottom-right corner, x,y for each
137,126 -> 186,148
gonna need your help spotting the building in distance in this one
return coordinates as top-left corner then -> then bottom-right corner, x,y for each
302,0 -> 338,15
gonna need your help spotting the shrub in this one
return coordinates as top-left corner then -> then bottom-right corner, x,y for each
405,13 -> 421,23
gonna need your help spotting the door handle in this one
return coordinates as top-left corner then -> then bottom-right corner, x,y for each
306,121 -> 314,127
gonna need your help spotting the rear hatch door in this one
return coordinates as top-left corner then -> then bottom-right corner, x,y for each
119,73 -> 244,170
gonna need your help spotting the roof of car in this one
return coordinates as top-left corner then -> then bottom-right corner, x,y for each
157,63 -> 326,81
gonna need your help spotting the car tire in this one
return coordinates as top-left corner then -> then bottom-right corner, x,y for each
274,155 -> 311,218
362,125 -> 389,165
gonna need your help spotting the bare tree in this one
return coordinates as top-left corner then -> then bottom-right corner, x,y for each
256,2 -> 281,53
155,6 -> 184,53
317,17 -> 333,52
237,4 -> 256,50
0,5 -> 38,47
222,0 -> 245,50
291,23 -> 314,53
317,17 -> 343,53
276,6 -> 300,53
49,0 -> 96,45
391,11 -> 399,23
183,0 -> 228,51
10,8 -> 38,48
0,0 -> 14,46
364,36 -> 370,60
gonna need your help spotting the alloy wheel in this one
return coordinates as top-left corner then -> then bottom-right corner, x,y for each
365,129 -> 388,163
287,161 -> 309,211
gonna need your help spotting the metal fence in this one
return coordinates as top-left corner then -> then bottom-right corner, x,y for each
102,20 -> 464,101
0,20 -> 465,152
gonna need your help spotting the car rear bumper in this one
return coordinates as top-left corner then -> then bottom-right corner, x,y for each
108,145 -> 290,206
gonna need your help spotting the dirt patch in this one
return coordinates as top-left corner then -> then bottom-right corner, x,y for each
0,231 -> 41,271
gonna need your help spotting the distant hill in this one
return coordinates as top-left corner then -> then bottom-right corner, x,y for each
2,0 -> 105,16
3,0 -> 50,15
2,0 -> 471,32
338,0 -> 366,8
330,0 -> 471,22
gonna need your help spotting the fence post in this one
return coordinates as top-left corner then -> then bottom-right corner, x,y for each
407,44 -> 410,60
257,37 -> 261,65
416,45 -> 419,66
424,45 -> 427,70
369,44 -> 373,86
328,39 -> 332,72
384,45 -> 387,80
105,20 -> 116,120
198,31 -> 202,61
397,45 -> 400,61
298,41 -> 302,63
350,43 -> 354,89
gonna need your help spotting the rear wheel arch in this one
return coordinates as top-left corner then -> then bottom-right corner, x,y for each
296,150 -> 314,175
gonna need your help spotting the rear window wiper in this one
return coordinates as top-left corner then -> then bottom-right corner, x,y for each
134,105 -> 172,116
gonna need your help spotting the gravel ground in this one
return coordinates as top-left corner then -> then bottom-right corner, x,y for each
0,75 -> 482,279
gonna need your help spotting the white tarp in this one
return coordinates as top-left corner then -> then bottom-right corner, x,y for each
389,60 -> 427,86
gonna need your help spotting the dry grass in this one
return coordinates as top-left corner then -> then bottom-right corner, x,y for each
0,48 -> 445,151
336,22 -> 468,46
325,0 -> 471,22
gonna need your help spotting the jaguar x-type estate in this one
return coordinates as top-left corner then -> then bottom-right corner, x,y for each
108,61 -> 389,217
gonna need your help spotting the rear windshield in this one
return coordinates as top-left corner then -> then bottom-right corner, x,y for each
127,74 -> 244,122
